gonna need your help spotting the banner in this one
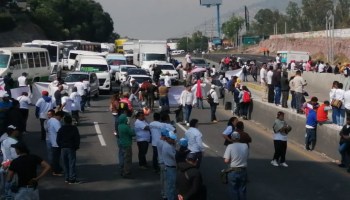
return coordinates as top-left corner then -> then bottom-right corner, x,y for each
168,86 -> 184,106
10,87 -> 30,100
31,82 -> 75,104
225,69 -> 243,79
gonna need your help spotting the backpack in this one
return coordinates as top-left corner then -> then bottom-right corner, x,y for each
242,66 -> 247,73
118,101 -> 129,111
242,91 -> 251,103
207,91 -> 214,104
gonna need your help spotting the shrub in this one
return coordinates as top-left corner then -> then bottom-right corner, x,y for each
0,12 -> 16,32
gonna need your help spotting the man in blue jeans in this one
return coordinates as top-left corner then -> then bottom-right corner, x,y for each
305,105 -> 318,151
180,86 -> 194,126
162,131 -> 177,200
272,68 -> 282,106
223,132 -> 249,200
57,116 -> 81,184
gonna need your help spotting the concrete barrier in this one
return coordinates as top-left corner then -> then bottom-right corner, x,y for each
250,99 -> 341,160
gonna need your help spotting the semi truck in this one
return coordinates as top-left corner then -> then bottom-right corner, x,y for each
133,40 -> 168,71
277,51 -> 310,64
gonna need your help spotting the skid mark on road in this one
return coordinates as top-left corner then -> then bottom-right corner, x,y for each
94,122 -> 106,146
176,123 -> 210,149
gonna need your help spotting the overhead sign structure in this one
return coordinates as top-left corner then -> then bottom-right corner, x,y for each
199,0 -> 222,39
200,0 -> 222,6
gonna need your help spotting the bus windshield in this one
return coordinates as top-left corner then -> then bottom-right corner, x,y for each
0,54 -> 10,68
144,54 -> 166,61
80,64 -> 108,72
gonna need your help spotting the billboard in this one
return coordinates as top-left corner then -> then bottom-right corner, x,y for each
200,0 -> 222,6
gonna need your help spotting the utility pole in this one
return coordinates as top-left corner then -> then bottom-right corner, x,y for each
326,10 -> 334,64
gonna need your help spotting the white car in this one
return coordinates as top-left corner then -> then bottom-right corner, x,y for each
156,63 -> 179,82
115,65 -> 137,83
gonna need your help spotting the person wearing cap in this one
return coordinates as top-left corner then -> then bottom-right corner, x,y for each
271,111 -> 292,167
157,128 -> 170,200
56,116 -> 80,184
17,92 -> 31,132
162,131 -> 177,200
17,72 -> 28,87
208,84 -> 219,123
1,125 -> 19,162
36,90 -> 56,141
3,72 -> 14,97
150,113 -> 163,173
180,85 -> 194,126
47,111 -> 64,176
176,152 -> 206,200
223,132 -> 249,200
185,119 -> 204,168
134,112 -> 150,169
305,104 -> 318,151
118,113 -> 135,179
7,142 -> 50,199
175,138 -> 190,164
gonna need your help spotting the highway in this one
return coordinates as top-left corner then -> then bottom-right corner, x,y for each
21,86 -> 350,200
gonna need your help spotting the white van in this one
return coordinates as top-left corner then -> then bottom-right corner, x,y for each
75,55 -> 111,92
65,50 -> 107,71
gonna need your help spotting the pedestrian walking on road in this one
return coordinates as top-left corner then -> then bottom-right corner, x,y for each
70,87 -> 82,125
56,116 -> 81,184
207,85 -> 219,123
260,63 -> 268,101
223,132 -> 249,200
162,131 -> 177,200
134,112 -> 151,169
118,114 -> 135,178
338,118 -> 350,172
222,117 -> 239,146
185,119 -> 204,168
46,111 -> 64,176
192,80 -> 205,109
17,92 -> 31,132
267,66 -> 274,103
74,79 -> 86,112
238,86 -> 251,120
176,153 -> 207,200
35,90 -> 56,141
180,86 -> 194,126
7,142 -> 51,200
271,111 -> 292,167
150,113 -> 163,173
305,105 -> 318,151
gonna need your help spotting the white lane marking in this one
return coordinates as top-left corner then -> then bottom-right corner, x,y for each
176,123 -> 210,149
94,122 -> 106,146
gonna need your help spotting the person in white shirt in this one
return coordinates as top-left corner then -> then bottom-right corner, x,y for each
17,92 -> 31,132
180,86 -> 194,126
185,53 -> 192,69
343,86 -> 350,118
290,61 -> 296,71
266,66 -> 274,103
271,111 -> 291,167
1,125 -> 19,162
223,132 -> 249,200
260,63 -> 268,101
208,85 -> 219,123
46,111 -> 64,175
318,61 -> 325,73
149,113 -> 164,173
61,93 -> 73,116
334,83 -> 346,126
35,90 -> 56,141
185,119 -> 204,168
330,81 -> 339,124
83,78 -> 91,107
17,72 -> 28,87
74,79 -> 86,112
276,54 -> 281,64
70,87 -> 81,124
134,112 -> 151,169
164,72 -> 172,88
191,80 -> 206,109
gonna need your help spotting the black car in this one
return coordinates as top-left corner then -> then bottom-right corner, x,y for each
126,68 -> 149,76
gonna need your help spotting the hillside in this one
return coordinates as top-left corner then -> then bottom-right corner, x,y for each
0,14 -> 46,47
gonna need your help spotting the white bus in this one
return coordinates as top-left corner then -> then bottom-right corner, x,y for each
0,47 -> 53,82
22,40 -> 64,71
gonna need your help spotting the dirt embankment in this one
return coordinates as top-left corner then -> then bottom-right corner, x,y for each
0,14 -> 46,47
245,38 -> 350,63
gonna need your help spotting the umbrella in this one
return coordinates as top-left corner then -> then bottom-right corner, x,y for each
190,67 -> 207,74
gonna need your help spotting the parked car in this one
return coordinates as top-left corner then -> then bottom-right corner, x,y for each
64,72 -> 99,98
115,65 -> 137,83
192,58 -> 210,69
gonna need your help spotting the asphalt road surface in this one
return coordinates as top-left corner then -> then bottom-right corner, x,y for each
21,86 -> 350,200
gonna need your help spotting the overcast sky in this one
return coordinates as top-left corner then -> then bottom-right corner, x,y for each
96,0 -> 257,40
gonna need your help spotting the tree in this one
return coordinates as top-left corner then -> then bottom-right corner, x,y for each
301,0 -> 334,31
221,15 -> 245,45
286,1 -> 302,32
250,8 -> 287,35
335,0 -> 350,28
177,31 -> 208,52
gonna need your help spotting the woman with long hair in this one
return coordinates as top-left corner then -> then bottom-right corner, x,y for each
222,117 -> 239,146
